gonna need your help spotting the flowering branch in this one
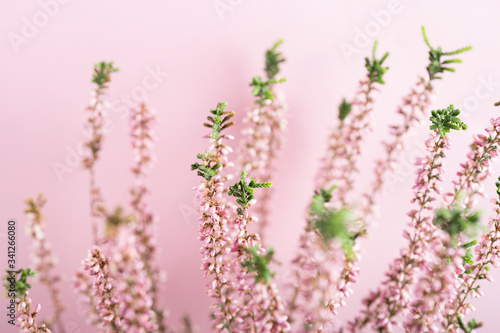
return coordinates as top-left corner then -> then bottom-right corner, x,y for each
3,268 -> 51,332
228,171 -> 290,332
82,61 -> 119,245
351,105 -> 467,331
25,194 -> 65,333
240,39 -> 288,239
82,246 -> 123,333
316,41 -> 388,206
192,102 -> 238,331
129,102 -> 167,332
288,41 -> 388,330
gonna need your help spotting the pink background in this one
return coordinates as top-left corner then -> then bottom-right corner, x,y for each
2,1 -> 500,331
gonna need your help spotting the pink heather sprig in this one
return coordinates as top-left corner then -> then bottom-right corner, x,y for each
106,226 -> 158,332
3,268 -> 51,333
316,77 -> 377,206
24,194 -> 65,333
82,246 -> 123,333
316,41 -> 388,206
361,75 -> 434,225
195,175 -> 237,331
288,232 -> 349,332
288,192 -> 358,330
405,115 -> 500,332
405,233 -> 464,332
315,44 -> 389,323
444,118 -> 500,210
74,269 -> 103,328
227,171 -> 290,332
82,62 -> 118,244
192,102 -> 237,331
443,202 -> 500,332
240,39 -> 287,239
239,91 -> 287,238
129,102 -> 166,332
443,172 -> 500,331
351,124 -> 455,331
288,44 -> 387,330
17,292 -> 51,333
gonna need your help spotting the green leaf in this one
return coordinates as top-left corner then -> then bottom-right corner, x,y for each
422,26 -> 472,81
365,40 -> 389,85
338,98 -> 353,121
92,61 -> 119,91
228,171 -> 273,211
265,39 -> 285,80
429,104 -> 467,137
243,246 -> 276,284
3,268 -> 37,298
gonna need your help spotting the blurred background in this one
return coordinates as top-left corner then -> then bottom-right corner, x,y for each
2,0 -> 500,332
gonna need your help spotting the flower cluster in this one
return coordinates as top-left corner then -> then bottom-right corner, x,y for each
82,62 -> 118,244
24,194 -> 65,332
129,102 -> 166,331
239,40 -> 287,238
82,246 -> 123,332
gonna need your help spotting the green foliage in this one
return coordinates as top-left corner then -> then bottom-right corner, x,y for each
338,98 -> 353,122
192,102 -> 234,181
191,152 -> 221,181
495,176 -> 500,198
265,39 -> 286,80
365,40 -> 389,85
457,315 -> 482,333
461,240 -> 478,273
204,102 -> 235,140
310,188 -> 356,259
250,40 -> 287,105
434,206 -> 482,245
243,246 -> 275,284
429,105 -> 468,137
422,26 -> 472,81
102,206 -> 134,237
250,76 -> 286,105
3,268 -> 36,298
92,61 -> 118,91
228,171 -> 272,215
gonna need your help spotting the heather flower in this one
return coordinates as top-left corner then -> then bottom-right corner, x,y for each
288,187 -> 358,331
351,105 -> 466,331
82,246 -> 123,332
17,293 -> 52,333
443,175 -> 500,331
289,42 -> 388,330
82,61 -> 118,244
316,41 -> 388,207
192,102 -> 238,331
240,40 -> 287,238
129,102 -> 166,332
98,207 -> 158,333
228,171 -> 290,332
74,269 -> 103,328
25,194 -> 65,332
3,268 -> 50,333
361,75 -> 434,225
